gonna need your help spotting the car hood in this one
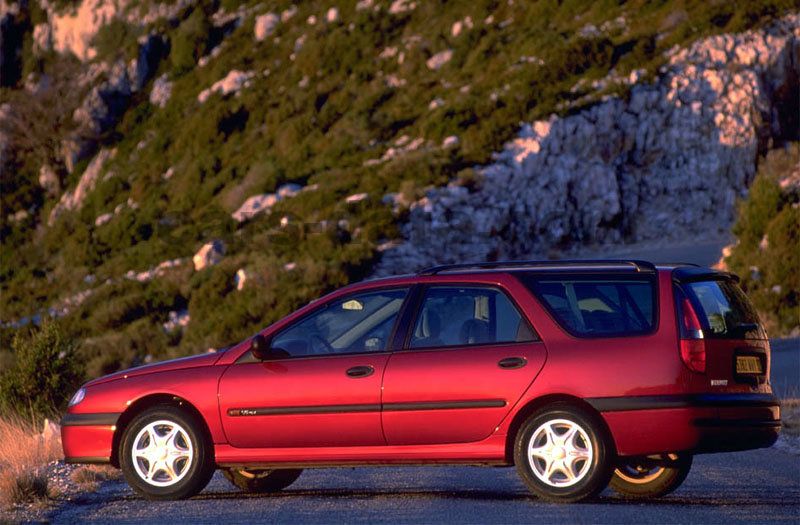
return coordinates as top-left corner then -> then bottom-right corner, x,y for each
84,351 -> 224,387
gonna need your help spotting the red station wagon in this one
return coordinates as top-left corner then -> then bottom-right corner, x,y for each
61,260 -> 781,502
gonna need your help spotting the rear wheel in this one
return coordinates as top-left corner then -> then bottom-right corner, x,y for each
610,454 -> 692,499
222,468 -> 303,493
514,404 -> 613,503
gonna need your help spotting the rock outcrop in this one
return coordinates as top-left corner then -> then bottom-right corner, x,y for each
375,15 -> 800,276
254,12 -> 279,42
48,148 -> 115,225
193,240 -> 225,271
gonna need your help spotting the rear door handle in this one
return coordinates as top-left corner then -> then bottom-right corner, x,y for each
346,365 -> 375,378
498,357 -> 527,369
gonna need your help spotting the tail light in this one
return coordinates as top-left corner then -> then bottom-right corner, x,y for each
678,295 -> 706,373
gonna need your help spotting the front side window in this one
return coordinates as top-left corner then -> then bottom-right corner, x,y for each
409,286 -> 535,349
272,288 -> 408,357
522,276 -> 656,337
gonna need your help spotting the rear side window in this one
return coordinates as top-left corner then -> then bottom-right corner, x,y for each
679,279 -> 765,340
521,276 -> 656,337
409,286 -> 536,349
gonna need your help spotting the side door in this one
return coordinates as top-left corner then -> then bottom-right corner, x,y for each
218,287 -> 409,449
381,284 -> 547,445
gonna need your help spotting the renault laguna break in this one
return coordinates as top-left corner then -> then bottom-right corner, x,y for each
62,260 -> 780,502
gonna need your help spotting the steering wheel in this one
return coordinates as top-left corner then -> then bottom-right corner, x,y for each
309,333 -> 335,354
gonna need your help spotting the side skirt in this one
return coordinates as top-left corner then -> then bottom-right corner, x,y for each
214,434 -> 509,467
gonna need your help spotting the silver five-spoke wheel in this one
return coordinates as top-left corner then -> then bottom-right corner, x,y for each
515,404 -> 612,502
528,418 -> 593,488
131,419 -> 194,487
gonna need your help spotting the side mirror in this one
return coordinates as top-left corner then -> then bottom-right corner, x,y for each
251,334 -> 271,360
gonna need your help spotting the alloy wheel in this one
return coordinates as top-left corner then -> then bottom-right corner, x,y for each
131,419 -> 194,487
527,418 -> 593,488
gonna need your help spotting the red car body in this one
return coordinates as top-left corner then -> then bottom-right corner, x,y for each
62,262 -> 780,474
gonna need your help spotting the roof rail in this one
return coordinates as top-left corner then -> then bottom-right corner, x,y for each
417,259 -> 657,276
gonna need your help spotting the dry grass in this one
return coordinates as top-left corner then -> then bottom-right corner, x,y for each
781,398 -> 800,437
70,465 -> 118,491
0,415 -> 62,508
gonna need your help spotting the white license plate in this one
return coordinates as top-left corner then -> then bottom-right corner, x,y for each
736,356 -> 763,374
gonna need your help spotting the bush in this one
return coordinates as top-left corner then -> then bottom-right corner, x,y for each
0,320 -> 85,418
726,144 -> 800,336
170,8 -> 211,75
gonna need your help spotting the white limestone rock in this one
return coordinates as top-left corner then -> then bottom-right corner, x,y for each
345,192 -> 369,204
149,74 -> 173,108
234,269 -> 248,291
374,14 -> 800,277
326,7 -> 340,23
254,12 -> 279,41
49,148 -> 114,225
198,70 -> 255,103
193,240 -> 225,271
232,193 -> 280,222
426,49 -> 453,70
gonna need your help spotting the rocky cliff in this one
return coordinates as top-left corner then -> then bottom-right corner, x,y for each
1,1 -> 798,370
376,15 -> 800,275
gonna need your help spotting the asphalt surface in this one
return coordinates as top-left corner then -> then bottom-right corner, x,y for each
45,447 -> 799,524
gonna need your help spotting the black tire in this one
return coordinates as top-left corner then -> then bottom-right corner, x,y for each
514,403 -> 613,503
222,468 -> 303,493
610,454 -> 692,499
119,404 -> 215,500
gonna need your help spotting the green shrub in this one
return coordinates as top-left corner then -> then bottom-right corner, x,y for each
726,143 -> 800,336
170,8 -> 211,75
0,320 -> 85,418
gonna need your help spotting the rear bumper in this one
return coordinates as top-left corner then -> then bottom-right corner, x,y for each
60,412 -> 120,464
592,393 -> 780,457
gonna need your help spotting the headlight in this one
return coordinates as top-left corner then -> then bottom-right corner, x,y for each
68,388 -> 86,407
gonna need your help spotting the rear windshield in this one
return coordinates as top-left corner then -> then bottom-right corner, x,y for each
520,275 -> 656,337
679,279 -> 764,340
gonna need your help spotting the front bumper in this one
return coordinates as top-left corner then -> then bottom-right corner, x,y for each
61,412 -> 120,464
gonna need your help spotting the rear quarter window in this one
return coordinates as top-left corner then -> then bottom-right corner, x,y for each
519,274 -> 657,338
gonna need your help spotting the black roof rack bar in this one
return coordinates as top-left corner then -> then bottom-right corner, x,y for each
417,259 -> 657,276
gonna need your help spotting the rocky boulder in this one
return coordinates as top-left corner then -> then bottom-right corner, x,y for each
254,12 -> 279,41
193,240 -> 226,271
197,69 -> 254,103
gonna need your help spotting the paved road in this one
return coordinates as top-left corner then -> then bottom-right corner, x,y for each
46,447 -> 800,524
772,338 -> 800,397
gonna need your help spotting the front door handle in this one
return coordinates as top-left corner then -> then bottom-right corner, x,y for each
346,365 -> 375,378
498,357 -> 527,369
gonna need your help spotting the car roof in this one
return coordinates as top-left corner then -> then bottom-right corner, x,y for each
346,260 -> 734,294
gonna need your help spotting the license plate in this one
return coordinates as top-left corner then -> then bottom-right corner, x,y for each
736,356 -> 763,374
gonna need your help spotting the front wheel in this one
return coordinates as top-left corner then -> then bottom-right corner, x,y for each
223,468 -> 303,493
119,405 -> 215,500
514,404 -> 613,503
610,454 -> 692,499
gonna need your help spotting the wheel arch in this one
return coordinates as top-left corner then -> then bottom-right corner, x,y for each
504,393 -> 616,463
111,393 -> 214,468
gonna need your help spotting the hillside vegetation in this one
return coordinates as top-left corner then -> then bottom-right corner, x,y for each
1,0 -> 797,378
726,143 -> 799,337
